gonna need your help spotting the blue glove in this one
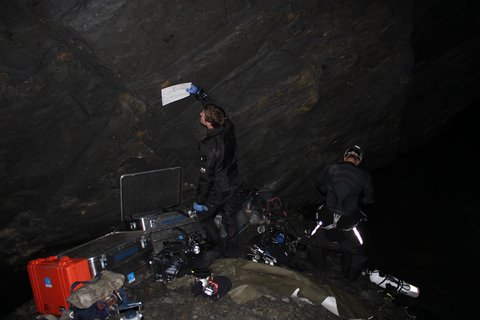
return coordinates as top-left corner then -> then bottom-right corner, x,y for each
193,202 -> 208,213
186,83 -> 200,95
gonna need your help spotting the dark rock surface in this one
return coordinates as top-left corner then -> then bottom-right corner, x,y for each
0,0 -> 479,318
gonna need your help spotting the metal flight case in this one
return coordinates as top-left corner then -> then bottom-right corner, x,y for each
120,166 -> 205,253
59,230 -> 152,287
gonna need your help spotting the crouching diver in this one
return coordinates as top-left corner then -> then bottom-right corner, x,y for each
307,145 -> 374,284
185,83 -> 243,258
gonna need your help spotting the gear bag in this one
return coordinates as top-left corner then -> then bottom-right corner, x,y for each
243,189 -> 288,225
67,270 -> 129,320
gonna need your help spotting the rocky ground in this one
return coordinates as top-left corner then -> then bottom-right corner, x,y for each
6,221 -> 427,320
8,280 -> 413,320
5,209 -> 438,320
7,265 -> 416,320
6,262 -> 418,320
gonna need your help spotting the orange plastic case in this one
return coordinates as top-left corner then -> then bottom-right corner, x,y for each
27,256 -> 92,316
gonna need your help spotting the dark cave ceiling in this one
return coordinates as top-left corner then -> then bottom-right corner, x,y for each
0,0 -> 479,269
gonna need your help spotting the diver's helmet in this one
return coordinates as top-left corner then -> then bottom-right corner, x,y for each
344,145 -> 363,162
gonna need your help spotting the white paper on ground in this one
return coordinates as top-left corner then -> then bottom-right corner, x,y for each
161,82 -> 192,106
321,296 -> 339,316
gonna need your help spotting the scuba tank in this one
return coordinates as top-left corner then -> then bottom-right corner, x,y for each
367,269 -> 420,298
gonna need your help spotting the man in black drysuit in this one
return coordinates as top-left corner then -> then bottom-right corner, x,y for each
307,145 -> 374,283
186,83 -> 242,258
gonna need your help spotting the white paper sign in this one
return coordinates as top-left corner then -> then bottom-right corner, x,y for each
161,82 -> 192,106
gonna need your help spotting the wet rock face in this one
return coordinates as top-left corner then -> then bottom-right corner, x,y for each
0,0 -> 477,286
